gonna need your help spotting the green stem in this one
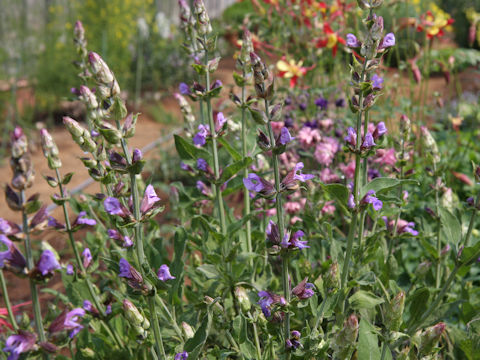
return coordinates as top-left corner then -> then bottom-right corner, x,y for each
264,97 -> 290,359
203,36 -> 227,235
20,190 -> 48,357
312,294 -> 328,332
116,119 -> 166,359
0,269 -> 18,331
434,165 -> 441,289
341,213 -> 358,289
380,341 -> 388,360
247,312 -> 262,359
155,294 -> 184,342
241,68 -> 253,269
463,191 -> 480,248
54,169 -> 125,349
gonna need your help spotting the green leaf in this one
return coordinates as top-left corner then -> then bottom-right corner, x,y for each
407,287 -> 430,327
438,207 -> 462,245
218,137 -> 242,161
460,241 -> 480,266
174,135 -> 211,161
62,172 -> 74,185
249,108 -> 267,125
358,319 -> 382,360
197,264 -> 220,279
219,157 -> 253,184
169,228 -> 187,304
349,290 -> 384,310
232,315 -> 248,344
361,178 -> 418,198
321,183 -> 349,207
233,72 -> 246,87
192,63 -> 206,75
184,309 -> 213,359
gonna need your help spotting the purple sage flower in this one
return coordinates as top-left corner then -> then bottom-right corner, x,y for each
211,79 -> 222,90
105,305 -> 112,315
373,122 -> 387,139
196,181 -> 211,196
215,112 -> 227,132
36,250 -> 61,276
82,248 -> 92,269
140,184 -> 161,214
363,190 -> 383,211
344,127 -> 357,147
379,33 -> 395,49
107,229 -> 121,240
66,264 -> 74,275
49,308 -> 86,338
335,98 -> 345,108
179,82 -> 191,95
74,211 -> 97,226
257,291 -> 286,317
3,331 -> 37,360
243,174 -> 276,198
175,352 -> 189,360
266,220 -> 282,245
119,258 -> 133,278
196,158 -> 208,172
104,197 -> 125,216
348,194 -> 356,209
193,124 -> 209,146
0,235 -> 26,272
47,216 -> 65,230
281,230 -> 309,250
123,236 -> 133,248
279,127 -> 294,145
132,148 -> 143,163
362,132 -> 376,149
315,97 -> 328,110
346,33 -> 361,48
83,300 -> 93,312
280,163 -> 315,191
157,264 -> 175,281
292,278 -> 315,299
371,74 -> 384,89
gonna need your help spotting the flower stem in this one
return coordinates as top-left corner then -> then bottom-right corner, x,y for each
54,168 -> 125,349
247,312 -> 262,359
241,68 -> 253,269
116,119 -> 166,359
434,164 -> 441,289
20,190 -> 48,358
463,191 -> 480,248
264,97 -> 290,359
203,36 -> 227,235
0,269 -> 18,331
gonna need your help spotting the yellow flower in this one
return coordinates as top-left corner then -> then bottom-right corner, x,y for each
276,59 -> 305,79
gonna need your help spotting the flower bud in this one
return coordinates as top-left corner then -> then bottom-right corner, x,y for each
323,262 -> 340,293
99,122 -> 122,145
415,261 -> 432,278
122,113 -> 138,138
10,127 -> 28,159
235,286 -> 251,313
79,348 -> 95,358
239,29 -> 254,66
74,21 -> 85,43
419,322 -> 446,356
193,0 -> 212,36
63,117 -> 85,138
420,126 -> 440,164
123,299 -> 150,334
181,321 -> 195,339
385,291 -> 405,331
79,85 -> 98,109
331,314 -> 359,358
257,130 -> 271,151
88,52 -> 115,84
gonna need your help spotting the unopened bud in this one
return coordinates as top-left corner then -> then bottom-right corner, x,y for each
235,287 -> 251,313
257,130 -> 271,151
99,122 -> 122,145
415,261 -> 431,278
332,314 -> 359,358
10,126 -> 28,159
63,117 -> 84,138
88,52 -> 115,84
239,30 -> 254,66
79,348 -> 95,358
181,322 -> 195,339
420,126 -> 440,164
79,86 -> 98,109
419,322 -> 446,356
122,113 -> 138,138
323,262 -> 340,293
385,291 -> 405,331
193,0 -> 212,35
74,21 -> 85,42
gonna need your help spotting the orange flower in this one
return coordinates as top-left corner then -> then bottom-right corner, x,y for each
417,10 -> 454,39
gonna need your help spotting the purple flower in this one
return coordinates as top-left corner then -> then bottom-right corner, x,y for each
363,190 -> 383,211
83,300 -> 93,312
379,33 -> 395,49
36,250 -> 61,276
180,162 -> 193,172
243,174 -> 276,198
284,116 -> 294,128
348,194 -> 355,209
74,211 -> 97,226
132,148 -> 143,163
47,216 -> 65,230
196,181 -> 211,196
344,127 -> 357,147
49,308 -> 85,338
211,79 -> 222,90
257,291 -> 286,317
107,229 -> 121,240
66,264 -> 74,275
299,103 -> 307,111
179,82 -> 190,95
292,162 -> 315,182
215,112 -> 227,132
335,98 -> 345,108
119,258 -> 133,278
280,163 -> 315,191
82,248 -> 92,269
0,235 -> 26,272
371,74 -> 384,89
3,331 -> 37,360
140,184 -> 161,214
157,264 -> 175,281
193,124 -> 209,146
281,230 -> 309,250
346,33 -> 361,48
104,197 -> 125,216
0,218 -> 19,236
175,352 -> 189,360
197,158 -> 208,172
279,127 -> 295,145
362,132 -> 376,149
266,220 -> 282,245
292,278 -> 315,299
286,330 -> 302,349
315,97 -> 328,110
373,122 -> 387,139
105,305 -> 112,315
123,236 -> 133,248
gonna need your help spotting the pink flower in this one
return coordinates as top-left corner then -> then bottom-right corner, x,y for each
314,137 -> 339,166
321,201 -> 336,215
297,127 -> 321,148
319,168 -> 339,183
318,118 -> 334,132
284,198 -> 306,214
290,216 -> 302,224
270,121 -> 284,132
373,148 -> 396,166
339,161 -> 356,179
